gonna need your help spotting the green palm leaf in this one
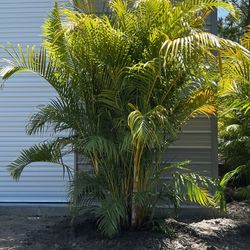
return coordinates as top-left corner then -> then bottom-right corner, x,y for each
95,196 -> 126,238
173,172 -> 215,206
8,141 -> 72,180
0,44 -> 63,92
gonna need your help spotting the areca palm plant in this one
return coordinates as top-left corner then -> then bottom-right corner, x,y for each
218,27 -> 250,207
0,0 -> 247,237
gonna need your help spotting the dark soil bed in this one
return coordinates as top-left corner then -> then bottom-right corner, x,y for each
0,201 -> 249,250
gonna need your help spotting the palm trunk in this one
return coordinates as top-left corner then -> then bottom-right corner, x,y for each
131,143 -> 144,228
131,167 -> 138,227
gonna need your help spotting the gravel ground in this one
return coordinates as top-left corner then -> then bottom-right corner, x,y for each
0,201 -> 249,250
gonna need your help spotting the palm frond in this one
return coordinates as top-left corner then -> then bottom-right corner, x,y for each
8,141 -> 72,180
234,185 -> 250,201
241,27 -> 250,50
71,0 -> 109,13
188,88 -> 217,117
214,165 -> 244,211
76,135 -> 119,165
173,172 -> 215,206
219,165 -> 243,189
178,0 -> 238,19
126,58 -> 162,105
69,171 -> 106,213
95,197 -> 126,238
219,30 -> 250,117
128,107 -> 158,148
43,2 -> 76,74
0,44 -> 63,91
27,97 -> 86,135
155,161 -> 191,178
161,32 -> 250,64
128,104 -> 172,148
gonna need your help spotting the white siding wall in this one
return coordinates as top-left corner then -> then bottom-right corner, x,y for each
163,116 -> 218,178
0,0 -> 73,203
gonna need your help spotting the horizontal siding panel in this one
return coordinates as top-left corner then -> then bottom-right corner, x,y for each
0,101 -> 52,106
0,128 -> 53,133
0,159 -> 73,164
0,110 -> 42,114
0,30 -> 43,35
0,142 -> 63,147
0,4 -> 52,8
1,43 -> 45,47
0,0 -> 71,203
0,171 -> 72,176
0,75 -> 51,80
174,133 -> 211,147
0,90 -> 52,94
0,173 -> 72,178
0,194 -> 67,198
0,89 -> 52,94
0,161 -> 73,171
0,147 -> 54,152
0,98 -> 55,102
0,79 -> 53,84
161,163 -> 213,177
0,187 -> 67,192
0,167 -> 72,173
0,8 -> 54,13
0,193 -> 66,197
0,193 -> 67,196
0,133 -> 54,137
0,24 -> 46,29
0,137 -> 53,142
162,148 -> 212,162
0,13 -> 50,18
182,117 -> 211,130
0,119 -> 37,125
0,38 -> 44,43
0,0 -> 52,3
0,108 -> 40,112
0,198 -> 67,202
0,195 -> 68,202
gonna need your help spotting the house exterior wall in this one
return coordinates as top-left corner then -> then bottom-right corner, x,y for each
0,0 -> 72,203
0,0 -> 218,204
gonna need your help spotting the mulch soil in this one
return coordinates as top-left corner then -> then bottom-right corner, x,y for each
0,201 -> 249,250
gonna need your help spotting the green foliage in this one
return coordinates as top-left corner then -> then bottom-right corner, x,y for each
218,27 -> 250,211
234,185 -> 250,201
95,197 -> 127,238
217,0 -> 250,42
152,218 -> 176,238
219,113 -> 250,171
215,164 -> 250,212
1,0 -> 247,238
173,172 -> 215,206
8,140 -> 73,180
241,27 -> 250,49
215,165 -> 244,212
218,16 -> 242,42
70,160 -> 215,237
218,29 -> 250,208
